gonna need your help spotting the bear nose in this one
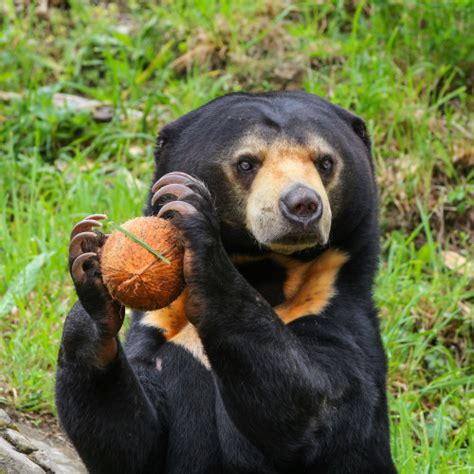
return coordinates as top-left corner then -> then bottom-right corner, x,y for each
279,185 -> 322,226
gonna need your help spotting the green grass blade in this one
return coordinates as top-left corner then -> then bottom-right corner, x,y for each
0,252 -> 55,318
108,221 -> 171,265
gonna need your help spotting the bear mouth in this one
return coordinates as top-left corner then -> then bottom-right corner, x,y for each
264,233 -> 323,254
222,222 -> 328,256
266,241 -> 318,255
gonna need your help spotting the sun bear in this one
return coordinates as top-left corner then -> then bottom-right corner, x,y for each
56,91 -> 397,473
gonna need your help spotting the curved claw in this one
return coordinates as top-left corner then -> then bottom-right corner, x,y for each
70,219 -> 103,239
158,201 -> 198,219
151,183 -> 194,207
162,171 -> 194,179
69,232 -> 98,259
84,214 -> 107,222
71,252 -> 97,280
152,172 -> 196,193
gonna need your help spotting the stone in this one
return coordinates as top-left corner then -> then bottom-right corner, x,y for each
0,411 -> 85,473
0,409 -> 12,429
0,437 -> 45,473
30,450 -> 61,473
18,424 -> 86,473
4,428 -> 37,454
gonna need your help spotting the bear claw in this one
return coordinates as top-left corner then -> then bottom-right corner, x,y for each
158,201 -> 198,219
70,215 -> 106,239
71,252 -> 98,280
152,172 -> 194,193
151,183 -> 194,207
69,232 -> 99,260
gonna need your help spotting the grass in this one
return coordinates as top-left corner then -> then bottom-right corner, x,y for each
0,0 -> 472,471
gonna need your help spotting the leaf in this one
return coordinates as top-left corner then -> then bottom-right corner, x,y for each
0,252 -> 54,318
442,250 -> 473,278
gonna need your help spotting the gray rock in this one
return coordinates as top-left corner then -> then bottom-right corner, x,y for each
0,410 -> 12,429
30,449 -> 60,473
18,424 -> 86,473
4,428 -> 37,454
0,411 -> 85,474
0,437 -> 45,473
92,105 -> 114,122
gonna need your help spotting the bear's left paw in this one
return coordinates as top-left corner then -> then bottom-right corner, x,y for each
151,172 -> 220,251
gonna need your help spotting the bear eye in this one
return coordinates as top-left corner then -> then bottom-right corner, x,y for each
237,157 -> 257,173
317,155 -> 334,175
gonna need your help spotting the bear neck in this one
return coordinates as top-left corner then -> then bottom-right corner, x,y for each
231,213 -> 379,311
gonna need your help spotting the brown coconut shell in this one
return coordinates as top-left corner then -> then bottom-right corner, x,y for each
100,217 -> 184,311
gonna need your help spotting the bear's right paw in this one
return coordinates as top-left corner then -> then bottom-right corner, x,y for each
69,214 -> 124,338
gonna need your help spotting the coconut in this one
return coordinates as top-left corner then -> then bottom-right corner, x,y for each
100,217 -> 184,310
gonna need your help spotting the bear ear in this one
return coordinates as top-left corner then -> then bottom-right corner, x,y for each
155,104 -> 208,156
350,116 -> 371,152
154,120 -> 184,164
329,103 -> 371,152
155,122 -> 176,151
156,133 -> 165,151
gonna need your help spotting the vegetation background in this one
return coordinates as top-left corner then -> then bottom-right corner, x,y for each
0,0 -> 472,472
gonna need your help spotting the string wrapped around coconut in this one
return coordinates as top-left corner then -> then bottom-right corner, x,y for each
100,217 -> 185,310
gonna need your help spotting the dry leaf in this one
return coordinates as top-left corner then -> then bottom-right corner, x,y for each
442,250 -> 473,278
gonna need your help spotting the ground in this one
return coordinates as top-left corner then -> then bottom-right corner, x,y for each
0,1 -> 472,473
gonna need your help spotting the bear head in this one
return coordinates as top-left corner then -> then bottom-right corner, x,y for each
148,91 -> 377,260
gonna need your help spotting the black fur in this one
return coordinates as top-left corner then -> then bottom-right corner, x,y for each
56,91 -> 396,473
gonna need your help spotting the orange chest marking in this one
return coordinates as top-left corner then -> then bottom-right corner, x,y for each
142,249 -> 348,340
275,249 -> 348,324
141,288 -> 189,339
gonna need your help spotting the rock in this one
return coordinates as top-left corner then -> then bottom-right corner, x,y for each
3,428 -> 37,454
0,416 -> 86,473
18,424 -> 86,473
92,105 -> 114,123
0,409 -> 13,429
31,449 -> 62,473
0,437 -> 45,473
